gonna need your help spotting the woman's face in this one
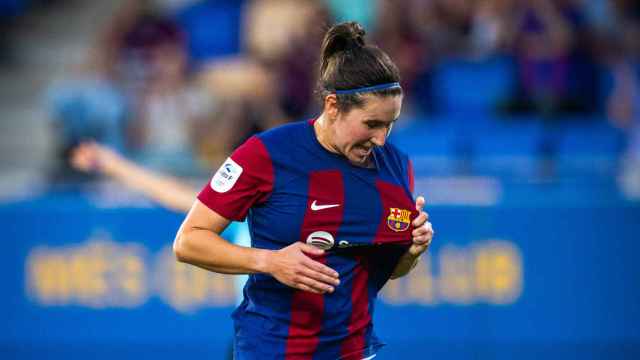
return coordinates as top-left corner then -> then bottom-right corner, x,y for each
330,94 -> 403,166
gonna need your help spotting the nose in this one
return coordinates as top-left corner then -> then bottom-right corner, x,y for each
370,128 -> 387,147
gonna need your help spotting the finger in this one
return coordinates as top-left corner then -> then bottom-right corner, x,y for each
412,211 -> 427,227
423,231 -> 434,244
296,283 -> 323,294
413,234 -> 429,245
415,196 -> 425,212
412,220 -> 431,237
300,267 -> 340,287
297,276 -> 334,293
412,226 -> 427,238
419,221 -> 433,234
299,242 -> 325,257
302,258 -> 339,278
413,229 -> 434,244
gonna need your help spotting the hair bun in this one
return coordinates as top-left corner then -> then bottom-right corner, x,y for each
321,21 -> 366,61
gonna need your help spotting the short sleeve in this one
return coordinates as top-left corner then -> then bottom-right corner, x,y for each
197,136 -> 274,221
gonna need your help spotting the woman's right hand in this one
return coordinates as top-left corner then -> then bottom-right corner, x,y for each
265,242 -> 340,294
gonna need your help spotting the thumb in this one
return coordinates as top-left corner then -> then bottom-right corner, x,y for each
415,196 -> 425,212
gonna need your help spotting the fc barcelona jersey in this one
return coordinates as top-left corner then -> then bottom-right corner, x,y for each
198,119 -> 417,360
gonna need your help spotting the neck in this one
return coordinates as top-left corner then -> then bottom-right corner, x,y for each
314,113 -> 340,154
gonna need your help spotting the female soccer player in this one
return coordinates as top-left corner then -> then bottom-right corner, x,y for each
174,22 -> 434,360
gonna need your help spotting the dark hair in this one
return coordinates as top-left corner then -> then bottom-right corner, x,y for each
317,21 -> 402,112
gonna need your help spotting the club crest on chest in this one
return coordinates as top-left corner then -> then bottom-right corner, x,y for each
387,207 -> 411,232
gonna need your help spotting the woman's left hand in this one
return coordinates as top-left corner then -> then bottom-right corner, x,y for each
408,196 -> 434,257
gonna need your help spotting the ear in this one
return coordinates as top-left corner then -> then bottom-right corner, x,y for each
323,94 -> 339,121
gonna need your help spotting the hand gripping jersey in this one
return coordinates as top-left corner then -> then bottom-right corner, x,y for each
198,120 -> 416,360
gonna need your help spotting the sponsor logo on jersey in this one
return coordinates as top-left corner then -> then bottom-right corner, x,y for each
306,231 -> 334,250
387,207 -> 411,232
210,157 -> 243,193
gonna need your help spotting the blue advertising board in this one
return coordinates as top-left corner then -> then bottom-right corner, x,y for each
1,179 -> 639,359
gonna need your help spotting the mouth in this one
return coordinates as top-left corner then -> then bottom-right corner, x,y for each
353,145 -> 372,158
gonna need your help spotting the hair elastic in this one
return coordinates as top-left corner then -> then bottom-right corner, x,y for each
334,82 -> 401,95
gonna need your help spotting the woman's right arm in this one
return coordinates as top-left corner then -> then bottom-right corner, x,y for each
173,200 -> 340,294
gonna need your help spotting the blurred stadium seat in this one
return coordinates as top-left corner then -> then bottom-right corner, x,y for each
175,0 -> 244,65
431,56 -> 516,114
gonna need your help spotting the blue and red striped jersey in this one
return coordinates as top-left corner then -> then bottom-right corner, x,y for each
198,119 -> 416,359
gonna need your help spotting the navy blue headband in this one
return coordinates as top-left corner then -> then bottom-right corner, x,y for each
334,82 -> 401,95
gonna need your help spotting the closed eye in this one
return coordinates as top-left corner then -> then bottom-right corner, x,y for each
365,119 -> 396,130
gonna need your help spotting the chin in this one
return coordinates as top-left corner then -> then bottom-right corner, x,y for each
348,154 -> 368,166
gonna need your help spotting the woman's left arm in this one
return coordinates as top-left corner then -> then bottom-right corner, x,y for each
390,196 -> 434,279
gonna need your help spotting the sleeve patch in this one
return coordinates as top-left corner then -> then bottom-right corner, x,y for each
210,157 -> 244,193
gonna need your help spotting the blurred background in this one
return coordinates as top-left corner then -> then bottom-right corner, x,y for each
1,0 -> 639,358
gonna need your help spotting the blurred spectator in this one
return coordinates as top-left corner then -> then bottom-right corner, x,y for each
557,0 -> 600,114
605,43 -> 640,199
469,0 -> 517,58
408,0 -> 476,59
505,0 -> 574,116
187,0 -> 331,167
499,0 -> 599,116
195,58 -> 282,166
41,0 -> 640,183
45,45 -> 129,181
45,1 -> 223,179
395,0 -> 516,114
243,0 -> 330,118
374,0 -> 431,114
119,12 -> 215,174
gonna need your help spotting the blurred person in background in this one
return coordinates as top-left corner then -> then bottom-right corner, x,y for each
468,0 -> 518,58
44,1 -> 212,180
116,4 -> 215,175
506,0 -> 572,115
174,22 -> 434,359
170,0 -> 329,168
374,0 -> 432,115
195,58 -> 284,166
391,0 -> 516,114
70,141 -> 196,212
504,0 -> 598,116
45,37 -> 129,182
241,0 -> 330,119
598,1 -> 640,200
409,0 -> 476,58
608,59 -> 640,200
